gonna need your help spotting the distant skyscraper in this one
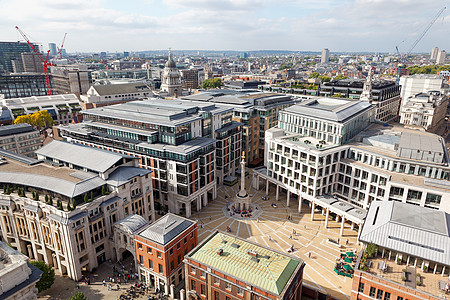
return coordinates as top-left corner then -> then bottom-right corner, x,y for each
431,47 -> 439,60
123,51 -> 130,58
321,48 -> 330,63
48,43 -> 57,56
436,50 -> 446,65
0,41 -> 36,74
240,52 -> 249,59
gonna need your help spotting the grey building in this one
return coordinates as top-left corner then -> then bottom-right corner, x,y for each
0,42 -> 37,74
0,73 -> 50,99
0,124 -> 42,157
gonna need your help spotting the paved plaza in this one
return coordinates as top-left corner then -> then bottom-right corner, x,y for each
191,172 -> 359,300
39,170 -> 358,300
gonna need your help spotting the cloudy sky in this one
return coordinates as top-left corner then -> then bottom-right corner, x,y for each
0,0 -> 448,53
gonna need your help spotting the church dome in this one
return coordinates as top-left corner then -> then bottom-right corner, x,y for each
165,49 -> 176,68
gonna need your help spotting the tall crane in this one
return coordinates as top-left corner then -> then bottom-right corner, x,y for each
15,26 -> 53,95
57,33 -> 67,59
395,6 -> 446,84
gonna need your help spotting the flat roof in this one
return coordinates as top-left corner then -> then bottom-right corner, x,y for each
0,123 -> 36,136
187,231 -> 303,296
360,201 -> 450,266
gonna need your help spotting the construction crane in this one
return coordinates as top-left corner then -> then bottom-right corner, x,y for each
15,26 -> 53,95
57,33 -> 67,59
395,6 -> 446,84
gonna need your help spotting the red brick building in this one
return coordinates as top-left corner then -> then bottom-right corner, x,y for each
184,231 -> 305,300
135,213 -> 197,295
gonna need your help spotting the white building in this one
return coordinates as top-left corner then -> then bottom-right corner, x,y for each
399,91 -> 449,133
431,47 -> 439,60
0,124 -> 42,157
436,50 -> 447,65
253,101 -> 450,237
160,50 -> 183,98
399,74 -> 446,103
0,241 -> 42,300
0,94 -> 81,125
321,49 -> 330,64
0,140 -> 154,281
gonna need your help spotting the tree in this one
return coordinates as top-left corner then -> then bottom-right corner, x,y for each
309,72 -> 319,78
14,110 -> 53,130
201,78 -> 222,89
365,242 -> 377,258
318,76 -> 331,83
334,75 -> 349,80
69,292 -> 88,300
30,261 -> 55,293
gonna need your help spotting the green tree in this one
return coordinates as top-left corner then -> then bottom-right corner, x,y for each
201,78 -> 222,89
318,76 -> 331,83
14,110 -> 53,130
69,292 -> 88,300
334,75 -> 349,80
309,72 -> 319,78
30,261 -> 55,293
365,242 -> 377,258
72,198 -> 77,209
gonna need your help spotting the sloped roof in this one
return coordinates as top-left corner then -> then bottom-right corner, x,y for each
360,201 -> 450,266
107,166 -> 151,187
188,232 -> 303,296
138,213 -> 194,245
92,83 -> 152,96
36,140 -> 133,173
115,214 -> 147,233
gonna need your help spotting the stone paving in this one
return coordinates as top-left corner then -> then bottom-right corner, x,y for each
39,170 -> 359,300
191,172 -> 359,300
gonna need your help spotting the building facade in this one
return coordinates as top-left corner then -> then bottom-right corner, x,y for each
399,91 -> 449,133
399,74 -> 446,103
135,213 -> 197,296
50,66 -> 91,95
321,48 -> 330,64
160,50 -> 182,98
181,69 -> 199,90
0,74 -> 50,99
59,99 -> 242,217
21,53 -> 44,73
184,231 -> 305,300
0,42 -> 37,74
0,124 -> 42,158
0,140 -> 154,281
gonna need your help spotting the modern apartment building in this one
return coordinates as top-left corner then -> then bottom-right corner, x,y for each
0,73 -> 50,99
50,66 -> 91,95
59,99 -> 242,217
184,231 -> 305,300
1,94 -> 81,125
320,79 -> 401,123
352,201 -> 450,300
0,241 -> 42,300
399,91 -> 449,133
321,48 -> 330,64
253,98 -> 450,237
0,124 -> 42,157
182,90 -> 298,165
0,140 -> 154,281
135,213 -> 197,296
21,53 -> 44,73
181,69 -> 199,90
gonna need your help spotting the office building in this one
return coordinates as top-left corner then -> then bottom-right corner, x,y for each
80,82 -> 153,109
0,140 -> 154,281
0,241 -> 43,300
135,213 -> 197,296
399,74 -> 447,103
352,201 -> 450,300
253,99 -> 450,238
59,99 -> 242,217
1,94 -> 81,125
0,42 -> 37,74
50,66 -> 91,95
184,231 -> 305,300
320,79 -> 401,123
431,47 -> 439,60
21,53 -> 44,73
399,91 -> 449,133
182,90 -> 299,165
91,69 -> 150,83
0,73 -> 50,99
181,69 -> 199,90
436,50 -> 447,65
48,43 -> 57,56
0,124 -> 42,157
321,48 -> 330,64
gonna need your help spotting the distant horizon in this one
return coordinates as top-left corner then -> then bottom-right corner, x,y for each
0,1 -> 448,53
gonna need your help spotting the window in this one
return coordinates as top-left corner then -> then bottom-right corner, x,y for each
178,255 -> 181,264
397,297 -> 403,300
170,261 -> 174,271
148,259 -> 153,269
214,291 -> 219,300
170,249 -> 173,255
138,243 -> 142,250
384,292 -> 391,300
225,282 -> 231,290
157,251 -> 162,258
358,282 -> 364,293
184,237 -> 187,244
139,255 -> 143,264
158,264 -> 163,273
376,289 -> 383,300
226,297 -> 231,300
147,247 -> 152,254
191,279 -> 196,290
369,287 -> 376,297
200,271 -> 206,278
214,277 -> 219,285
238,287 -> 243,295
191,266 -> 196,274
200,284 -> 205,295
177,243 -> 181,249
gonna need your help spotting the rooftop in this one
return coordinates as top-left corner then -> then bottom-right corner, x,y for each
138,213 -> 195,246
1,94 -> 79,108
284,97 -> 373,123
0,123 -> 35,137
91,82 -> 153,96
115,214 -> 148,233
187,231 -> 303,296
360,201 -> 450,266
323,78 -> 396,89
36,140 -> 134,173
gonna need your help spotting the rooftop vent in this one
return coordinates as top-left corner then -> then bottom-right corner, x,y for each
217,248 -> 223,256
231,243 -> 240,249
250,257 -> 260,263
248,249 -> 258,257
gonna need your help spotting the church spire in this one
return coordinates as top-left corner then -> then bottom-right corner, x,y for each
360,67 -> 373,102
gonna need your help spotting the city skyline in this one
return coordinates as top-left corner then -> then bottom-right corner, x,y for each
0,0 -> 449,53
